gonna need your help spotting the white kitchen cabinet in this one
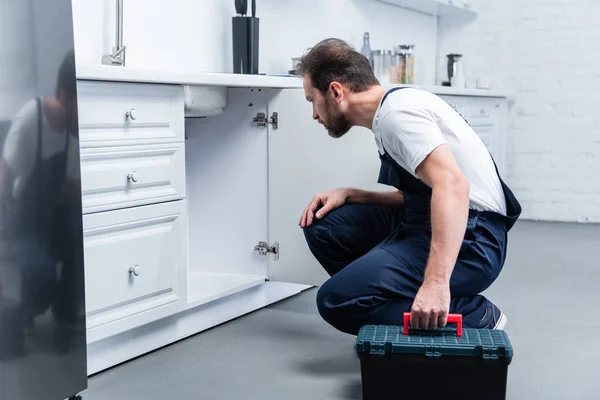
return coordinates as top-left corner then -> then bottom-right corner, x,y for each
80,143 -> 186,214
266,89 -> 389,285
76,69 -> 511,374
77,81 -> 184,148
83,200 -> 187,343
439,94 -> 509,175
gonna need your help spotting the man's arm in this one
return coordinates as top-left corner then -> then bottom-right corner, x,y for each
411,143 -> 470,329
300,188 -> 403,228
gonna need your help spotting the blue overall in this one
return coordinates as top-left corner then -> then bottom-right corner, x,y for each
304,87 -> 522,335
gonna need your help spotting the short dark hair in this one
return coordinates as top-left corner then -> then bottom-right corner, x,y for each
297,38 -> 379,94
56,49 -> 77,99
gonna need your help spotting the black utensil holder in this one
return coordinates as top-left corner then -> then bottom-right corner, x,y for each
232,16 -> 259,74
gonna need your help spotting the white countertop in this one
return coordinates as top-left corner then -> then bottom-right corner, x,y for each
76,64 -> 303,89
392,84 -> 514,98
76,64 -> 513,98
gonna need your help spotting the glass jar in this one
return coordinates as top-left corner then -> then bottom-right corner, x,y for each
382,50 -> 392,84
390,53 -> 400,83
396,45 -> 415,84
372,50 -> 383,78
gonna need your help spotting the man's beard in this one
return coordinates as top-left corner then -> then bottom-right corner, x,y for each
325,99 -> 352,139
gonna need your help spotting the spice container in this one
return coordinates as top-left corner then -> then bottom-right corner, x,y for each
382,50 -> 392,84
372,50 -> 383,77
390,53 -> 400,83
395,44 -> 415,84
373,50 -> 392,84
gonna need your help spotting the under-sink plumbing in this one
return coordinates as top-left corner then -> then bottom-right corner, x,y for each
102,0 -> 126,66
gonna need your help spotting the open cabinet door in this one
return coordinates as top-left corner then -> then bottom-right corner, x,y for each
267,88 -> 388,286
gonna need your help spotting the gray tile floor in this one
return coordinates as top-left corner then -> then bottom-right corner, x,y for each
82,221 -> 600,400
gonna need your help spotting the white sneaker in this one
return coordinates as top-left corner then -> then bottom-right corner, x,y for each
494,310 -> 508,330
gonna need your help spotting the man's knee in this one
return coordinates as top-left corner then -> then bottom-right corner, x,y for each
316,281 -> 340,328
302,209 -> 342,255
315,279 -> 359,334
302,221 -> 324,260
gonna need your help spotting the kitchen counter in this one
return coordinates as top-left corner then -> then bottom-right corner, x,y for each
76,64 -> 513,98
391,84 -> 514,99
76,64 -> 303,89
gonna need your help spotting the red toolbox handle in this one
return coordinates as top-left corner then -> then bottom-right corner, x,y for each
403,312 -> 463,337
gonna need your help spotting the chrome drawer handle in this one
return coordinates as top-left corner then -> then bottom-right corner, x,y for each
126,108 -> 138,120
129,265 -> 141,276
127,171 -> 139,183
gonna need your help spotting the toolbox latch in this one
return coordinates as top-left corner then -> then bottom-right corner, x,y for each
481,346 -> 500,360
425,344 -> 442,358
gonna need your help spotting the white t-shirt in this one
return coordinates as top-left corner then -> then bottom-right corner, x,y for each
372,88 -> 507,215
2,97 -> 80,198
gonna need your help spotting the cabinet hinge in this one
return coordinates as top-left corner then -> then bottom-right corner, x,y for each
254,241 -> 279,260
253,112 -> 278,129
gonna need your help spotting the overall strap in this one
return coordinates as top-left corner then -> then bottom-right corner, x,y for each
380,86 -> 408,106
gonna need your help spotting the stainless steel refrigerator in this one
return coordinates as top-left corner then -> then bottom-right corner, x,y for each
0,0 -> 87,399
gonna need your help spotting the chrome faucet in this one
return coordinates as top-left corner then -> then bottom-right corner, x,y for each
102,0 -> 126,66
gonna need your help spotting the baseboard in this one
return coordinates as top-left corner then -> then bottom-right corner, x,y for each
87,281 -> 313,375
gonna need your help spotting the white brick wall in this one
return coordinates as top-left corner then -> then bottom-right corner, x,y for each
438,0 -> 600,222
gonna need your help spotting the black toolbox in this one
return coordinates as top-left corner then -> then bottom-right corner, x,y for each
356,313 -> 513,400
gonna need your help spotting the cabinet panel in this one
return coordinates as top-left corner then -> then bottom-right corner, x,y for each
267,88 -> 387,286
464,97 -> 500,125
439,95 -> 508,175
77,80 -> 184,148
471,124 -> 495,154
80,143 -> 186,214
83,200 -> 187,342
440,95 -> 501,126
184,88 -> 269,279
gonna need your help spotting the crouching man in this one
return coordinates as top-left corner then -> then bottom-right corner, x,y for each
297,38 -> 521,335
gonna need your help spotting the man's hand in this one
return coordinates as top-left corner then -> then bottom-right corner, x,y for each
299,189 -> 350,228
410,280 -> 451,329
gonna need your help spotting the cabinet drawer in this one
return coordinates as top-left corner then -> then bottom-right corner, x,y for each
83,200 -> 187,342
465,97 -> 500,125
439,95 -> 501,126
77,80 -> 184,148
80,143 -> 186,214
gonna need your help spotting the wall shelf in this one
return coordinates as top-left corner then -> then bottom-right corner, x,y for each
375,0 -> 477,17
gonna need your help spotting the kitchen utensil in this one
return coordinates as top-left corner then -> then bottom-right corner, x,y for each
235,0 -> 245,15
232,0 -> 259,74
247,14 -> 259,73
